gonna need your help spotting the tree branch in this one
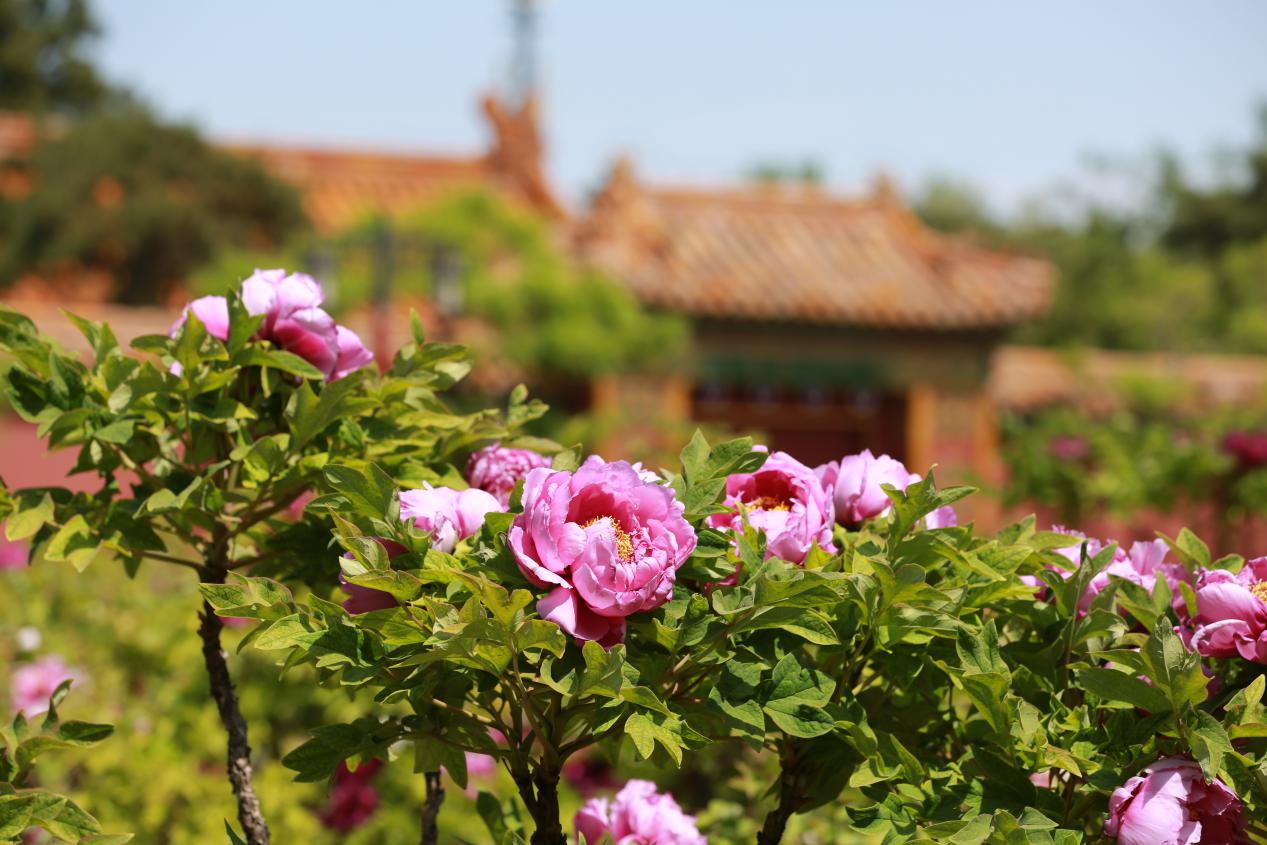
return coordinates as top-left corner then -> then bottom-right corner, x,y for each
198,573 -> 271,845
419,770 -> 444,845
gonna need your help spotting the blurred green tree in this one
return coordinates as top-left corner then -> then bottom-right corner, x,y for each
0,107 -> 307,304
1162,106 -> 1267,258
914,108 -> 1267,355
0,0 -> 109,113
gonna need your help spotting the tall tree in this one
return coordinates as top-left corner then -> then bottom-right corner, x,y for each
0,108 -> 307,304
0,0 -> 108,113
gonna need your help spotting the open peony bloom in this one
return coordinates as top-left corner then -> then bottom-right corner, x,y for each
1105,758 -> 1246,845
1190,557 -> 1267,664
399,484 -> 504,554
318,759 -> 382,833
575,780 -> 706,845
708,450 -> 835,565
817,449 -> 917,526
1082,539 -> 1191,615
170,269 -> 373,381
465,443 -> 553,507
11,656 -> 81,718
509,457 -> 696,647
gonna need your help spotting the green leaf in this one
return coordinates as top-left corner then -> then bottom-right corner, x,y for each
732,606 -> 839,644
1190,710 -> 1233,780
288,376 -> 360,448
1076,667 -> 1172,714
91,419 -> 134,445
1140,619 -> 1208,710
679,429 -> 710,484
625,713 -> 656,759
224,820 -> 249,845
1159,528 -> 1210,572
762,654 -> 835,738
5,494 -> 53,541
234,347 -> 326,379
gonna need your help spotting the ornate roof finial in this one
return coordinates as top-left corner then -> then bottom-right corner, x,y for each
871,171 -> 901,207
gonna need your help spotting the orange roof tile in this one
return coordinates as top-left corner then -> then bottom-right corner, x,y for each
228,95 -> 564,233
577,161 -> 1053,329
226,144 -> 500,233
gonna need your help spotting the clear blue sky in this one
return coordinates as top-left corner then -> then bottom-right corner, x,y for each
94,1 -> 1267,215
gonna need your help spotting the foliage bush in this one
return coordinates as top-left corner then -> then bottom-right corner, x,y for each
2,272 -> 1267,845
1001,402 -> 1267,530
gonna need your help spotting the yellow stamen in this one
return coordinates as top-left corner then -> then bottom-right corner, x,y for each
1250,580 -> 1267,605
749,495 -> 790,511
582,516 -> 634,562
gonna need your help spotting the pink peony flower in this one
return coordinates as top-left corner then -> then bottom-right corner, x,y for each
318,759 -> 382,832
1105,758 -> 1246,845
169,295 -> 231,341
575,780 -> 706,845
466,443 -> 553,508
10,656 -> 81,718
171,269 -> 374,381
509,458 -> 696,647
0,533 -> 28,571
1190,557 -> 1267,663
1081,539 -> 1190,615
818,449 -> 917,526
398,485 -> 503,554
708,450 -> 835,565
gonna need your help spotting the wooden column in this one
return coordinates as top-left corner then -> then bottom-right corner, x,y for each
906,382 -> 936,472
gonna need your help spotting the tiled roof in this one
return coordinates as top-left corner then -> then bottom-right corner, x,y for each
577,162 -> 1053,329
990,345 -> 1267,412
229,95 -> 564,234
226,144 -> 500,233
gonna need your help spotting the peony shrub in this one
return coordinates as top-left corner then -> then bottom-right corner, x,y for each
3,275 -> 1267,845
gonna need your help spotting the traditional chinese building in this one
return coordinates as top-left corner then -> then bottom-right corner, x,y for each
575,159 -> 1054,489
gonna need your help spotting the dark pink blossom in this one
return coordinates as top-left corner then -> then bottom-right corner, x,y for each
318,759 -> 382,833
1222,431 -> 1267,472
1190,557 -> 1267,664
339,538 -> 408,615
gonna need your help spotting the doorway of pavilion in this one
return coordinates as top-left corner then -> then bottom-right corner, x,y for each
690,381 -> 908,468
